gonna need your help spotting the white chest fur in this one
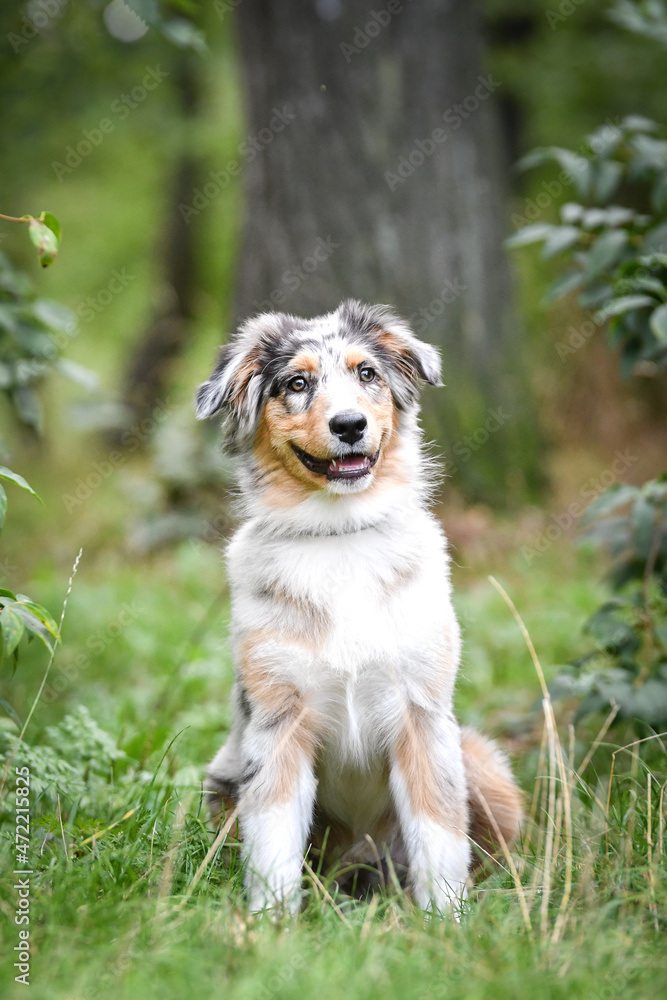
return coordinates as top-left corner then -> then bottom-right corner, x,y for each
225,502 -> 461,764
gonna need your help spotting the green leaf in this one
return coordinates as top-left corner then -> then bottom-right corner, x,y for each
56,358 -> 99,391
161,18 -> 207,53
621,115 -> 659,133
649,303 -> 667,343
594,160 -> 623,202
651,172 -> 667,214
123,0 -> 160,24
39,212 -> 62,243
515,147 -> 551,172
10,604 -> 56,652
549,148 -> 593,199
11,386 -> 42,433
14,599 -> 60,640
604,206 -> 637,227
543,270 -> 585,303
643,222 -> 667,254
627,276 -> 667,299
578,283 -> 613,310
0,466 -> 42,502
581,483 -> 639,525
33,299 -> 75,335
541,226 -> 581,259
585,229 -> 629,278
0,483 -> 6,532
0,697 -> 21,729
560,202 -> 583,223
505,224 -> 555,249
630,134 -> 667,171
595,294 -> 656,322
0,606 -> 25,660
28,219 -> 59,268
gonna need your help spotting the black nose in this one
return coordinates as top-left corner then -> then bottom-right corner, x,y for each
329,410 -> 368,445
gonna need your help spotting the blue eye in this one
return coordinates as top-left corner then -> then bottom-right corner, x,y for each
288,376 -> 308,392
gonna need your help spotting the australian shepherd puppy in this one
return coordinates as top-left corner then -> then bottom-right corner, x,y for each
196,299 -> 522,915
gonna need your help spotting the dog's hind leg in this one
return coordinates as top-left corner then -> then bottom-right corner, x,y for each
389,707 -> 471,915
461,727 -> 523,870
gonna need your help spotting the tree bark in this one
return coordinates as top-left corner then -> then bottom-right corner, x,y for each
233,0 -> 541,502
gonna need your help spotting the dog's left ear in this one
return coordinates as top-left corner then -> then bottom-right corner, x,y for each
341,301 -> 442,408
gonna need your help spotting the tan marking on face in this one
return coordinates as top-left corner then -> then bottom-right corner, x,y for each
253,412 -> 318,505
394,707 -> 467,829
344,347 -> 369,369
253,365 -> 396,498
365,406 -> 410,494
290,352 -> 320,374
255,396 -> 338,496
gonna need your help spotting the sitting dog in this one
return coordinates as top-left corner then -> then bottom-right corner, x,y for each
196,299 -> 522,915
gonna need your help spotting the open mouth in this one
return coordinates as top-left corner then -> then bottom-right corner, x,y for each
292,445 -> 379,481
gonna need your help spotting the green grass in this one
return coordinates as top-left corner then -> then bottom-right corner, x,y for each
0,536 -> 665,1000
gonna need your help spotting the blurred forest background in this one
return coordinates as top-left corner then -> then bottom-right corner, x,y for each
1,0 -> 665,562
0,3 -> 666,998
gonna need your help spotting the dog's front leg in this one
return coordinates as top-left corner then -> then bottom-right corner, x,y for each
389,707 -> 471,915
238,705 -> 317,915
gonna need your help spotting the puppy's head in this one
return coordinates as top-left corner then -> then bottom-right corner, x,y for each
196,300 -> 441,496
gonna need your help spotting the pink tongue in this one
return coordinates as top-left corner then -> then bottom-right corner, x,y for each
332,456 -> 368,471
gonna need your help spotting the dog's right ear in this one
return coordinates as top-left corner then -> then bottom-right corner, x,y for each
195,341 -> 258,421
195,315 -> 279,449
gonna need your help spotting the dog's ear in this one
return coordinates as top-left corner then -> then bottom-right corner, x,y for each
195,315 -> 280,449
340,300 -> 442,408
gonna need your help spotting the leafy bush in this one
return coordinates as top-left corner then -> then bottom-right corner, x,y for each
0,234 -> 84,697
551,478 -> 667,725
507,115 -> 667,377
507,3 -> 667,729
0,249 -> 91,436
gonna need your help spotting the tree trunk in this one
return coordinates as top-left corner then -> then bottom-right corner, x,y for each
233,0 -> 541,502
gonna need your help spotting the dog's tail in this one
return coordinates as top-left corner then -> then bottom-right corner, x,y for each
461,726 -> 523,870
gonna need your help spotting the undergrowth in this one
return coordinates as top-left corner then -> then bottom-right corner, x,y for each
0,543 -> 664,1000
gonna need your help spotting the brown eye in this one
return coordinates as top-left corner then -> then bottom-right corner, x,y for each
359,366 -> 375,383
287,376 -> 308,392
